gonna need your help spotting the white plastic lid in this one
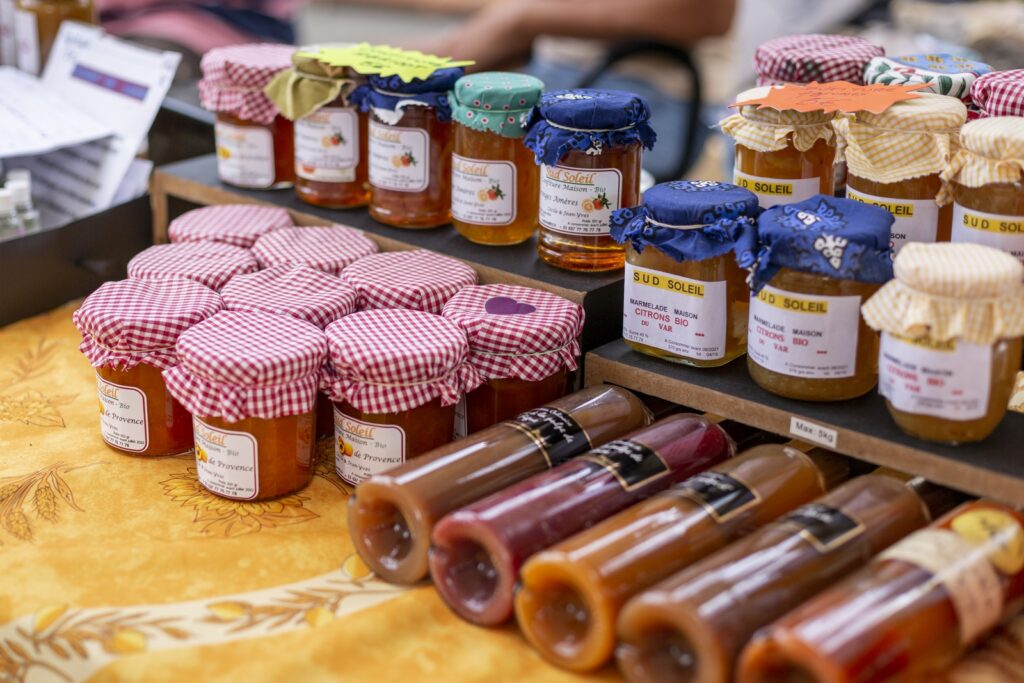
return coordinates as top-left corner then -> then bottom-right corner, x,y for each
0,188 -> 13,213
6,169 -> 29,184
6,179 -> 30,204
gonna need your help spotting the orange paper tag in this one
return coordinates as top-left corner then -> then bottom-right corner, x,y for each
732,81 -> 930,115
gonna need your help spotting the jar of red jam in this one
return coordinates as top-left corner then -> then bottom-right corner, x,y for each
251,225 -> 378,275
167,204 -> 293,248
127,241 -> 259,292
442,284 -> 583,437
322,308 -> 481,485
164,310 -> 327,501
199,43 -> 297,189
340,249 -> 477,314
74,279 -> 222,456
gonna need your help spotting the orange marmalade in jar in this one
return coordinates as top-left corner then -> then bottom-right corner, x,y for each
164,311 -> 327,501
863,243 -> 1024,444
449,72 -> 544,245
524,89 -> 656,271
73,279 -> 222,456
351,67 -> 464,228
747,195 -> 895,401
323,309 -> 480,485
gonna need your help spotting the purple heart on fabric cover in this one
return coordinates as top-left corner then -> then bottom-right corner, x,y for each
485,296 -> 536,315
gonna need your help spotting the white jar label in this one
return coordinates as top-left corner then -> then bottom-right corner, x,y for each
334,408 -> 406,485
451,154 -> 516,225
295,106 -> 359,182
193,418 -> 259,500
847,188 -> 940,255
951,203 -> 1024,264
368,120 -> 428,192
13,8 -> 38,75
539,164 -> 621,235
96,376 -> 148,452
623,263 -> 728,361
748,285 -> 861,379
214,121 -> 275,188
879,333 -> 992,421
733,169 -> 820,208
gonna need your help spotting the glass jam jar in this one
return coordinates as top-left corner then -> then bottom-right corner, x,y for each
449,72 -> 544,245
747,195 -> 895,401
199,43 -> 297,190
73,279 -> 222,456
164,310 -> 327,501
167,204 -> 292,248
12,0 -> 95,74
863,242 -> 1024,444
250,225 -> 378,275
127,241 -> 259,291
323,308 -> 479,486
837,93 -> 966,255
340,248 -> 477,314
442,283 -> 583,437
524,89 -> 656,272
350,67 -> 464,228
611,180 -> 760,367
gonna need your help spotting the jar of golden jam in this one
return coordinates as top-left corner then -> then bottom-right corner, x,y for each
448,72 -> 544,246
747,195 -> 895,401
167,204 -> 292,248
442,284 -> 583,437
862,243 -> 1024,443
350,67 -> 464,228
164,310 -> 327,501
199,44 -> 297,190
323,308 -> 480,485
340,249 -> 477,314
524,89 -> 656,272
127,241 -> 259,291
12,0 -> 95,74
835,93 -> 966,255
74,279 -> 222,456
611,180 -> 761,367
251,225 -> 378,275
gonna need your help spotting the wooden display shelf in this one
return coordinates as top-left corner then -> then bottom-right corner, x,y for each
585,339 -> 1024,505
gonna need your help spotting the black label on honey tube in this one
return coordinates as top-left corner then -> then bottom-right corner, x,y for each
579,440 -> 669,491
673,471 -> 761,523
505,407 -> 591,468
781,503 -> 864,554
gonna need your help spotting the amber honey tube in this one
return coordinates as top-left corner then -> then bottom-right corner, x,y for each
515,445 -> 851,672
347,386 -> 651,585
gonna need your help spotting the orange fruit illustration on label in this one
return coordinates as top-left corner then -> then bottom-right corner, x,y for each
196,445 -> 209,463
477,189 -> 489,201
301,164 -> 316,174
98,400 -> 105,416
581,198 -> 595,212
321,136 -> 333,148
391,155 -> 403,168
337,437 -> 354,457
217,146 -> 231,160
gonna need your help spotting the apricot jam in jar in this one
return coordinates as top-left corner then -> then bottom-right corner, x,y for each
524,89 -> 656,272
74,279 -> 222,456
449,72 -> 544,246
442,284 -> 584,437
836,93 -> 966,255
863,243 -> 1024,443
351,67 -> 464,228
611,180 -> 761,367
340,249 -> 477,314
164,311 -> 327,501
323,309 -> 480,485
127,241 -> 259,292
747,195 -> 895,401
199,43 -> 296,189
251,225 -> 378,275
167,204 -> 292,248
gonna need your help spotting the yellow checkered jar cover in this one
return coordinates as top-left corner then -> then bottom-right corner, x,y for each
720,86 -> 837,155
940,116 -> 1024,199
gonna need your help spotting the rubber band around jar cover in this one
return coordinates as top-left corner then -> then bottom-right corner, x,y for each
544,121 -> 637,134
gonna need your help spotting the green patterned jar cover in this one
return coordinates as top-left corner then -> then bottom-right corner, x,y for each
264,53 -> 360,121
450,72 -> 544,138
863,54 -> 993,102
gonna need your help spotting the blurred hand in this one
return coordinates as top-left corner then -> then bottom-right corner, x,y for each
407,1 -> 534,71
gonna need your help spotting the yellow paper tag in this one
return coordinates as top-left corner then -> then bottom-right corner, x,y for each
298,43 -> 474,83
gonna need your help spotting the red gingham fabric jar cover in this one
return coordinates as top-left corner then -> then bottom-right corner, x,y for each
73,279 -> 222,371
221,265 -> 359,329
251,225 -> 379,275
321,309 -> 482,414
441,284 -> 585,382
127,242 -> 259,291
971,70 -> 1024,118
340,249 -> 478,314
168,204 -> 293,248
199,43 -> 295,125
754,34 -> 884,86
163,310 -> 327,422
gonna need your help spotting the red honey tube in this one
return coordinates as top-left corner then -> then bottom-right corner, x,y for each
514,444 -> 851,672
429,413 -> 733,626
738,500 -> 1024,683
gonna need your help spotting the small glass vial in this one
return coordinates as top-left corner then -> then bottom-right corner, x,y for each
525,89 -> 656,271
164,310 -> 327,501
323,308 -> 479,486
6,179 -> 39,232
747,195 -> 895,401
167,204 -> 292,248
12,0 -> 95,74
449,72 -> 544,245
340,249 -> 477,314
251,225 -> 378,275
127,241 -> 259,291
199,43 -> 297,190
442,283 -> 583,437
863,242 -> 1024,444
73,279 -> 222,456
0,188 -> 22,239
351,67 -> 464,228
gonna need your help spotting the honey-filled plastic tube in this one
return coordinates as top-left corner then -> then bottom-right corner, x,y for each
347,385 -> 650,584
515,445 -> 850,672
429,414 -> 733,626
738,500 -> 1024,683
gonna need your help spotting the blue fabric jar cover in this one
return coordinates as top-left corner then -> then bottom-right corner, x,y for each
350,66 -> 464,124
610,180 -> 761,267
523,88 -> 657,166
750,195 -> 894,293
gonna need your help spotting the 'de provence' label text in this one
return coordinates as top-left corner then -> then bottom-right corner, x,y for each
674,471 -> 760,523
193,418 -> 259,500
335,408 -> 406,485
782,503 -> 863,553
580,440 -> 670,491
505,407 -> 590,468
96,376 -> 148,452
